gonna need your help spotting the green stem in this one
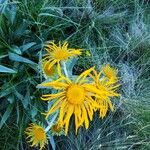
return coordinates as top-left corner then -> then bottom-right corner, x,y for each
62,61 -> 69,77
44,111 -> 58,132
45,123 -> 52,133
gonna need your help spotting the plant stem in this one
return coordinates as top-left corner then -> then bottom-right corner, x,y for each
62,61 -> 69,77
44,111 -> 59,132
45,123 -> 52,133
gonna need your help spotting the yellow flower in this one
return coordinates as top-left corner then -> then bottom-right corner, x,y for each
39,67 -> 100,135
51,123 -> 63,136
102,64 -> 118,84
43,41 -> 82,74
25,123 -> 48,150
92,67 -> 120,118
42,60 -> 56,77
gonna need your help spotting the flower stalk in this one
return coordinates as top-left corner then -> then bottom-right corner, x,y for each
62,61 -> 69,77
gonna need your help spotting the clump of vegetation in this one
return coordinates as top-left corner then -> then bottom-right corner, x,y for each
0,0 -> 149,150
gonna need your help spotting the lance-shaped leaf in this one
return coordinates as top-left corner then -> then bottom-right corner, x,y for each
0,65 -> 16,73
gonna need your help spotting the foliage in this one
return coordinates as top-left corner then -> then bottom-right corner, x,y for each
0,0 -> 150,149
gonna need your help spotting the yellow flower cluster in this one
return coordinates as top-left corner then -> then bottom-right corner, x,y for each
25,124 -> 48,150
42,41 -> 82,76
25,41 -> 120,150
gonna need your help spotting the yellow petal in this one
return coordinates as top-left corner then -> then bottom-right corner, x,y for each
58,100 -> 67,123
64,104 -> 74,134
69,49 -> 82,56
107,98 -> 114,111
61,76 -> 72,84
81,105 -> 89,129
45,97 -> 64,119
84,103 -> 93,121
41,92 -> 65,101
83,84 -> 102,96
45,47 -> 54,53
47,60 -> 57,70
45,42 -> 58,51
57,62 -> 62,76
102,64 -> 118,79
74,105 -> 82,134
62,41 -> 68,50
39,79 -> 69,89
75,67 -> 95,83
85,96 -> 99,109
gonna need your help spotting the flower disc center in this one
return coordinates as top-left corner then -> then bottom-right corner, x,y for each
54,50 -> 69,60
43,63 -> 55,76
67,84 -> 85,105
34,128 -> 45,141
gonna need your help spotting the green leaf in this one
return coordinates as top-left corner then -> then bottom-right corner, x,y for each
0,82 -> 14,98
31,103 -> 38,118
16,102 -> 19,124
3,2 -> 17,24
9,52 -> 37,66
65,58 -> 77,76
47,111 -> 59,127
39,13 -> 79,26
20,42 -> 36,52
7,95 -> 15,104
0,103 -> 14,129
14,90 -> 23,101
0,65 -> 17,73
14,19 -> 28,38
0,54 -> 8,59
22,89 -> 30,109
10,45 -> 22,55
49,135 -> 56,150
